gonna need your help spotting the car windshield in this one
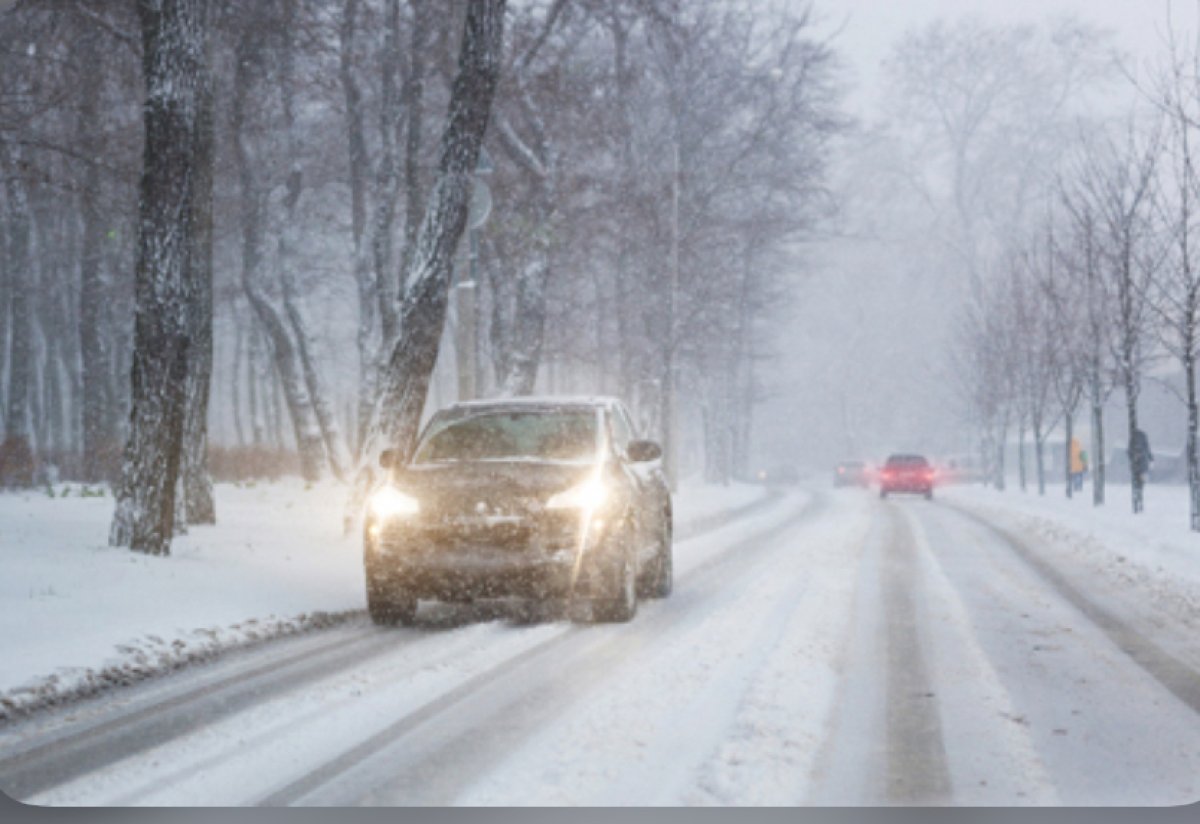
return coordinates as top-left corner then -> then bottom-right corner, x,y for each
411,409 -> 600,464
886,455 -> 928,467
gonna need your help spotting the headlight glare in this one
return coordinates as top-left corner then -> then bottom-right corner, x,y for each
369,486 -> 420,520
547,476 -> 609,511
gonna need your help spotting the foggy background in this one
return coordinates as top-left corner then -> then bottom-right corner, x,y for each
754,0 -> 1200,474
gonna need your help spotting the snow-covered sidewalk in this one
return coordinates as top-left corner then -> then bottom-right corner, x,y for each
0,478 -> 769,718
939,482 -> 1200,632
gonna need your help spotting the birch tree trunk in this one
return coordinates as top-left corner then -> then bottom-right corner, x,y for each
110,0 -> 210,555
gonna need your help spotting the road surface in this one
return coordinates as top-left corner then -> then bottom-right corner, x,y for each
2,487 -> 1198,806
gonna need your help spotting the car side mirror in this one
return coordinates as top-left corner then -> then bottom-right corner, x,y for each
626,439 -> 662,463
379,448 -> 397,469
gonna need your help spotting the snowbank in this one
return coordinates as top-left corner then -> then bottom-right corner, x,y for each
0,477 -> 768,718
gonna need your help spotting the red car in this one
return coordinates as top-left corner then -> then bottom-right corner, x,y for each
879,454 -> 935,500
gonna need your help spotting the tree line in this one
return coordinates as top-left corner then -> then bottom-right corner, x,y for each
949,17 -> 1200,530
0,0 -> 842,553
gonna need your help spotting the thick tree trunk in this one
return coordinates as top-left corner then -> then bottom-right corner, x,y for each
181,43 -> 216,526
110,0 -> 210,555
1,145 -> 38,488
339,0 -> 375,454
354,0 -> 505,500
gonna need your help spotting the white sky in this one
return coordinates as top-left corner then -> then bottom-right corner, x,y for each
809,0 -> 1200,115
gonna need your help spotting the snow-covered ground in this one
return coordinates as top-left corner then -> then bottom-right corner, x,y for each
0,477 -> 768,718
940,482 -> 1200,634
4,478 -> 1200,805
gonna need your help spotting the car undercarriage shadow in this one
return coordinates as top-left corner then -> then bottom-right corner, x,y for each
391,597 -> 584,631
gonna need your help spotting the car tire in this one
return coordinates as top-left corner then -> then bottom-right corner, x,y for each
593,542 -> 638,623
925,489 -> 933,500
638,513 -> 673,599
366,568 -> 418,627
880,489 -> 888,499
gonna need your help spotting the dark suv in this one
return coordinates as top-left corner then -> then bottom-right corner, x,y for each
879,454 -> 934,500
363,397 -> 673,625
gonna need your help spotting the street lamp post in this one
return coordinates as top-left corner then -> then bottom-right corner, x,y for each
453,149 -> 492,402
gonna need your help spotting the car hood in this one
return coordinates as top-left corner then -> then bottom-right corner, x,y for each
392,460 -> 600,517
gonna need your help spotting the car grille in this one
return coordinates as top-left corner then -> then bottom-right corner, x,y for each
379,509 -> 581,554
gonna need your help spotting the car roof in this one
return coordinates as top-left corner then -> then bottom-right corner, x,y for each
433,395 -> 625,420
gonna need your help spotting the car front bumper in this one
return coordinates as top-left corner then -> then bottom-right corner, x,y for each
365,514 -> 618,601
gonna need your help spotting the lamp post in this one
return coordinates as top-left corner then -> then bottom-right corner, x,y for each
454,149 -> 492,402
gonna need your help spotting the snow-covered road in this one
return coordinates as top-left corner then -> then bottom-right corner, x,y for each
3,486 -> 1199,806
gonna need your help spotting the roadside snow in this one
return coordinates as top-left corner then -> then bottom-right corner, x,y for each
940,482 -> 1200,633
0,477 -> 768,718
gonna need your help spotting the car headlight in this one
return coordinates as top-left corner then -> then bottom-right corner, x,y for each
546,476 -> 609,511
368,486 -> 421,521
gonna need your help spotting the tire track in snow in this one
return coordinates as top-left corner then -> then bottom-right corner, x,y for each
879,503 -> 953,805
916,501 -> 1200,804
946,503 -> 1200,720
260,494 -> 823,806
2,489 -> 787,804
805,498 -> 951,805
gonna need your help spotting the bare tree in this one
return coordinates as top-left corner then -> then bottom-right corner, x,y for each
110,0 -> 212,555
1142,22 -> 1200,530
1073,121 -> 1164,513
355,0 -> 506,478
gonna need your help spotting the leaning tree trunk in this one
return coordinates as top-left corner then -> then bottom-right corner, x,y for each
348,0 -> 505,531
110,0 -> 210,555
277,13 -> 350,480
232,28 -> 326,482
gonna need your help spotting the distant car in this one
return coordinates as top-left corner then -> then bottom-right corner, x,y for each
753,465 -> 800,485
879,454 -> 935,499
834,460 -> 870,488
363,397 -> 673,626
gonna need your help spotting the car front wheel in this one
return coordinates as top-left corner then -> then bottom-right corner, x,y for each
593,541 -> 638,623
366,567 -> 418,626
638,513 -> 673,599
